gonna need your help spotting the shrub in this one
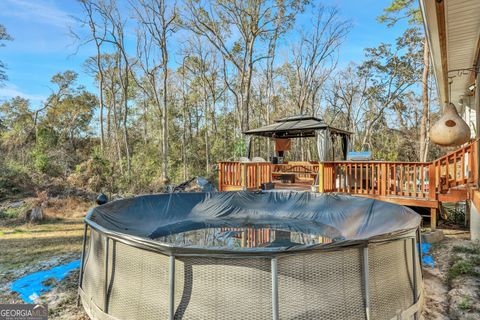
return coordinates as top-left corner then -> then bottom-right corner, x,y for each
31,150 -> 50,173
447,259 -> 479,283
68,155 -> 112,192
457,296 -> 472,311
0,162 -> 32,199
0,202 -> 30,219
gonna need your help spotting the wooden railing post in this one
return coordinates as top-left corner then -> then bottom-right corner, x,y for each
268,163 -> 273,184
428,163 -> 437,230
380,163 -> 387,196
428,164 -> 436,200
241,163 -> 247,191
471,140 -> 480,187
218,162 -> 224,192
318,163 -> 324,193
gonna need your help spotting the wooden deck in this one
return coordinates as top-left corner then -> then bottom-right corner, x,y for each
272,181 -> 315,191
218,140 -> 479,229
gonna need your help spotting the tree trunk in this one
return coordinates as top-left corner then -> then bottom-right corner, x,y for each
203,85 -> 210,174
107,101 -> 111,140
99,74 -> 105,152
419,39 -> 430,162
122,98 -> 131,177
142,101 -> 148,145
182,72 -> 188,180
243,40 -> 255,131
28,207 -> 43,222
26,191 -> 47,222
122,71 -> 131,178
112,92 -> 124,175
162,64 -> 169,182
97,53 -> 105,152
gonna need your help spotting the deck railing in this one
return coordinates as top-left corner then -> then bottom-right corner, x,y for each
322,162 -> 435,199
432,140 -> 478,192
218,162 -> 242,191
218,161 -> 272,191
218,140 -> 479,198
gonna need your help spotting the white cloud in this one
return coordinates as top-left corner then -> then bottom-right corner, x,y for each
0,84 -> 46,104
0,0 -> 75,29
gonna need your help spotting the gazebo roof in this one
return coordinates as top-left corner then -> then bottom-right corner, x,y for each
243,115 -> 352,138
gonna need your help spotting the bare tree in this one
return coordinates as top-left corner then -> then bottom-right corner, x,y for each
98,53 -> 125,174
0,24 -> 12,85
85,0 -> 133,177
183,39 -> 224,173
132,0 -> 176,182
325,64 -> 369,148
284,6 -> 349,159
289,6 -> 350,116
261,3 -> 289,155
79,0 -> 108,152
183,0 -> 305,131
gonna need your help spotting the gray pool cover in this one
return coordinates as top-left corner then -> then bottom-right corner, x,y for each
81,191 -> 423,320
87,191 -> 420,252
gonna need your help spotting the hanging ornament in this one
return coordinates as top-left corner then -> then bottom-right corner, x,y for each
430,75 -> 471,147
430,102 -> 471,146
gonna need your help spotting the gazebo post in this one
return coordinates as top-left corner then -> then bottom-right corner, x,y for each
245,135 -> 252,159
342,135 -> 350,160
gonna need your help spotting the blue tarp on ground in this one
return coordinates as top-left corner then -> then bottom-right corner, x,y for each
11,260 -> 80,303
420,243 -> 434,268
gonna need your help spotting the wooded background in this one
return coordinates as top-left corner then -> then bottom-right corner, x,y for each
0,0 -> 447,196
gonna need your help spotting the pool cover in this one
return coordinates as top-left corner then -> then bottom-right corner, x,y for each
86,191 -> 420,254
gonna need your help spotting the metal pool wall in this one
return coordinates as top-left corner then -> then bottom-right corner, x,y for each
78,227 -> 422,320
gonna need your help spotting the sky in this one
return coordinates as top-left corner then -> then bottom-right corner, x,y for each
0,0 -> 410,106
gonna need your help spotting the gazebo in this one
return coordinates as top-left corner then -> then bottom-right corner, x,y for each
243,115 -> 352,162
218,115 -> 478,231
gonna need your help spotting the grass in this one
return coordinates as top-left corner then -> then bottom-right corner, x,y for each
0,196 -> 91,277
452,245 -> 480,255
0,218 -> 85,281
447,243 -> 480,284
471,255 -> 480,265
0,217 -> 86,318
458,296 -> 473,311
0,196 -> 91,318
447,245 -> 480,284
447,259 -> 478,283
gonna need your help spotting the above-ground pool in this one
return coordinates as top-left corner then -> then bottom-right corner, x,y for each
79,191 -> 423,320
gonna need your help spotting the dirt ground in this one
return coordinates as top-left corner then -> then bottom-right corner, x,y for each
422,230 -> 480,320
1,196 -> 479,319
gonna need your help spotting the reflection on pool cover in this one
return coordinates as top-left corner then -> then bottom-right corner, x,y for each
155,227 -> 334,249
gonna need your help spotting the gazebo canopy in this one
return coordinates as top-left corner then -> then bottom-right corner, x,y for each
243,115 -> 352,138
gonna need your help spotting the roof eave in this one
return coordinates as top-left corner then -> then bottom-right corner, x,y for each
419,0 -> 447,105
